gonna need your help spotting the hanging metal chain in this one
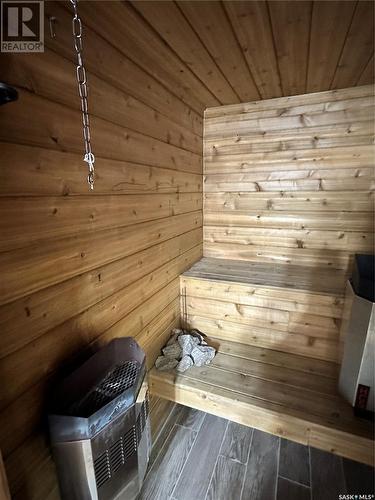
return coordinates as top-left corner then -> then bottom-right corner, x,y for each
70,0 -> 95,190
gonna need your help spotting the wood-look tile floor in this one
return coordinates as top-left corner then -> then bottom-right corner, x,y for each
139,404 -> 374,500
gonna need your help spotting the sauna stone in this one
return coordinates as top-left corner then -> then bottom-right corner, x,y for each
155,329 -> 216,372
177,355 -> 194,372
155,357 -> 179,371
162,343 -> 182,359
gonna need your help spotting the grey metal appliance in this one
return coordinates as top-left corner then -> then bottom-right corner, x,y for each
339,254 -> 374,416
48,338 -> 151,500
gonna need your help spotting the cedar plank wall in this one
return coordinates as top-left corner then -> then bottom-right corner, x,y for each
0,2 -> 204,498
0,1 -> 373,497
204,85 -> 375,273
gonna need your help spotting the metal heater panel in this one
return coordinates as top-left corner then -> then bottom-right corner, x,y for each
52,440 -> 98,500
339,281 -> 375,413
53,384 -> 150,500
49,338 -> 151,500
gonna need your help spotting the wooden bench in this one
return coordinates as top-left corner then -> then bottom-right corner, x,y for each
149,258 -> 374,465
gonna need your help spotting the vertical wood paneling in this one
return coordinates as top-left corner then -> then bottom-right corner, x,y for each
332,1 -> 375,89
132,1 -> 238,104
307,1 -> 356,93
358,54 -> 375,86
268,1 -> 312,96
224,1 -> 282,99
177,1 -> 260,103
76,0 -> 218,111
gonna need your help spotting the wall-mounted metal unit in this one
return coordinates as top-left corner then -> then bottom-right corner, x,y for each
48,338 -> 151,500
339,255 -> 375,416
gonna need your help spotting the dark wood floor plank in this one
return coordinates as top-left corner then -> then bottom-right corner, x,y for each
142,408 -> 373,500
150,398 -> 177,444
310,447 -> 346,500
206,455 -> 246,500
343,457 -> 375,495
173,414 -> 228,500
139,424 -> 196,500
220,421 -> 253,464
276,477 -> 310,500
241,430 -> 279,500
148,403 -> 181,469
175,404 -> 206,431
279,439 -> 310,486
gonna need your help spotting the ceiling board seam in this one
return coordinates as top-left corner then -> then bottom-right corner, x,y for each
222,1 -> 265,101
122,0 -> 214,111
175,0 -> 242,103
127,0 -> 220,108
355,51 -> 375,86
305,1 -> 314,95
219,0 -> 261,102
329,0 -> 359,90
265,0 -> 285,97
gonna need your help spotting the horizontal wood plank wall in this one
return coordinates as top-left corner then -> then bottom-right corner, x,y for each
204,85 -> 375,273
181,273 -> 343,362
0,2 -> 204,498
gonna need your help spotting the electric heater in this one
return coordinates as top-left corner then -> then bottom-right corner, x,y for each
48,338 -> 151,500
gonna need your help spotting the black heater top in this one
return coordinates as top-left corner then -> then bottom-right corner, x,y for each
352,254 -> 375,302
48,338 -> 146,442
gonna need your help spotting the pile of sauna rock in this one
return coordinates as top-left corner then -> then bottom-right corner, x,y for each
155,328 -> 216,373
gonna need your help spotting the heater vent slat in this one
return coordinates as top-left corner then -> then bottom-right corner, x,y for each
94,451 -> 111,488
109,438 -> 125,474
93,393 -> 150,490
123,426 -> 137,461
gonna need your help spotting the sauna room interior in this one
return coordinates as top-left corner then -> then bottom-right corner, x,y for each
0,1 -> 374,499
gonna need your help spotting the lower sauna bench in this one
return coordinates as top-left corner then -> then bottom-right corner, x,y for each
149,258 -> 374,466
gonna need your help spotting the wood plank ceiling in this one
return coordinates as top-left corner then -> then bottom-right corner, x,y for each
0,1 -> 373,498
132,0 -> 374,107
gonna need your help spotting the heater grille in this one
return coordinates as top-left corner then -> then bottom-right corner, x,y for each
93,395 -> 149,490
94,426 -> 137,488
94,450 -> 110,489
72,361 -> 139,417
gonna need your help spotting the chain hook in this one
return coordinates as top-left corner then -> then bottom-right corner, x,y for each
70,0 -> 95,190
84,153 -> 95,189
